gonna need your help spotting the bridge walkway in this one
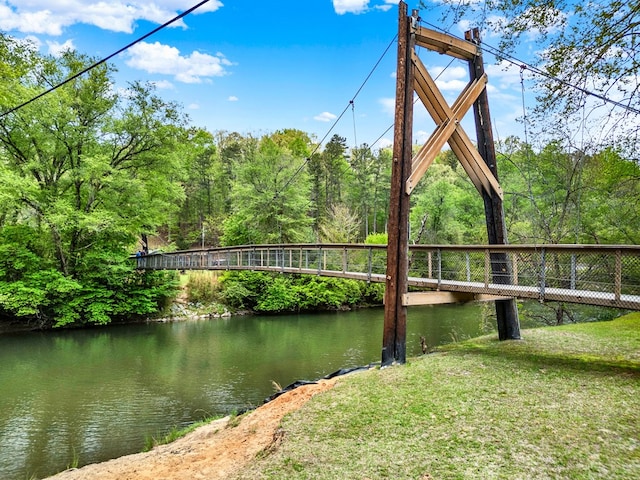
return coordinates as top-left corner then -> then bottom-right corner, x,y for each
135,244 -> 640,311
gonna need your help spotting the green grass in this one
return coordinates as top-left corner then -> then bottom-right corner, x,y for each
144,415 -> 224,451
230,313 -> 640,479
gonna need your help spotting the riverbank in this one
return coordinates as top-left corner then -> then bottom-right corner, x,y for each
46,379 -> 339,480
45,313 -> 640,479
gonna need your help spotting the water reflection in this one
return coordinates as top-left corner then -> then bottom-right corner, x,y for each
0,304 -> 491,479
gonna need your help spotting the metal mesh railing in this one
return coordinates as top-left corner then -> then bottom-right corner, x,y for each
135,244 -> 640,310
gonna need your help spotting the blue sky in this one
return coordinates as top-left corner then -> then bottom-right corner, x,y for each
1,0 -> 530,151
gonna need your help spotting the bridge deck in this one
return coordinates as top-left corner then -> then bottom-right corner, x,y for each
135,244 -> 640,311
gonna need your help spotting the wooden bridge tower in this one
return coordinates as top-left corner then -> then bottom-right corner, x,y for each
382,2 -> 521,366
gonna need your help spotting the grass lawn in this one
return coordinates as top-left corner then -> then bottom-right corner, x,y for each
232,313 -> 640,479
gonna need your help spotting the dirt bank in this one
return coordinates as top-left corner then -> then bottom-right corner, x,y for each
46,378 -> 338,480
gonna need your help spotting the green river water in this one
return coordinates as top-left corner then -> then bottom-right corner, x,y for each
0,304 -> 492,479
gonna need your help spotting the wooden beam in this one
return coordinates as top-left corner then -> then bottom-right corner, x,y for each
414,27 -> 479,60
406,71 -> 487,194
382,1 -> 413,366
402,291 -> 514,306
409,53 -> 503,199
466,28 -> 521,341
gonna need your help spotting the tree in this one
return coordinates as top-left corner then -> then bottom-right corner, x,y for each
318,204 -> 360,243
575,147 -> 640,244
498,138 -> 587,244
0,41 -> 184,326
308,134 -> 350,233
221,134 -> 313,245
426,0 -> 640,156
409,160 -> 483,245
171,128 -> 225,249
346,144 -> 392,239
497,136 -> 640,245
369,147 -> 392,235
348,144 -> 375,238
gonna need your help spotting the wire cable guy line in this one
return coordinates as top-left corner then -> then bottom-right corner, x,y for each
422,20 -> 640,117
370,52 -> 456,150
275,33 -> 398,198
0,0 -> 212,119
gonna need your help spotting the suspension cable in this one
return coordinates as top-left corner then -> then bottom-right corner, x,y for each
422,20 -> 640,116
276,33 -> 398,198
0,0 -> 212,118
520,65 -> 530,147
351,100 -> 358,149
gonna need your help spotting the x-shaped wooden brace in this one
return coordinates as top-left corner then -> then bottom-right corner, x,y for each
405,51 -> 503,200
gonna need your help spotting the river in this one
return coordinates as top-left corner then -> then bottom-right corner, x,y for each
0,304 -> 492,479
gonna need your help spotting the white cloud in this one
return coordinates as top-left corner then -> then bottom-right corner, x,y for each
414,130 -> 431,145
126,41 -> 232,83
484,61 -> 529,107
379,97 -> 395,117
151,80 -> 175,89
333,0 -> 369,15
377,137 -> 393,148
228,96 -> 238,102
47,39 -> 75,57
457,19 -> 472,34
314,111 -> 337,122
374,0 -> 399,12
0,1 -> 223,35
188,103 -> 199,110
430,65 -> 470,92
485,61 -> 523,90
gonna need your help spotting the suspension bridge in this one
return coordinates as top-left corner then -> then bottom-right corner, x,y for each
135,3 -> 638,366
135,243 -> 640,312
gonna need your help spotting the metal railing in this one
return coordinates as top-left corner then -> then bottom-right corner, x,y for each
135,243 -> 640,310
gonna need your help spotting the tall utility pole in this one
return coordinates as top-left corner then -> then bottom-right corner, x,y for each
382,3 -> 520,366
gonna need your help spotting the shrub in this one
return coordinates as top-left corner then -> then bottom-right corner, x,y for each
217,271 -> 384,314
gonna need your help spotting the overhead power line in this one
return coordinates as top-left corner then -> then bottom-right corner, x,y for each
0,0 -> 212,118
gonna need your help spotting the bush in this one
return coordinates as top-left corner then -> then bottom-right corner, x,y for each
217,271 -> 384,314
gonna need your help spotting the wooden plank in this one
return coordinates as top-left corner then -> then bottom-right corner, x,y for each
402,291 -> 513,306
411,58 -> 448,121
410,53 -> 503,198
406,72 -> 487,194
414,27 -> 478,60
413,74 -> 487,194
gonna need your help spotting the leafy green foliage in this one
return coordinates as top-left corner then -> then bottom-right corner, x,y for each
426,0 -> 640,158
409,161 -> 485,244
364,232 -> 387,244
255,276 -> 300,312
498,138 -> 640,244
218,271 -> 382,314
0,42 -> 184,327
222,133 -> 313,245
318,204 -> 360,243
0,225 -> 178,327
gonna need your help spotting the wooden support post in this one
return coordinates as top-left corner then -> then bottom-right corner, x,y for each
615,249 -> 622,301
466,28 -> 521,341
382,1 -> 414,366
